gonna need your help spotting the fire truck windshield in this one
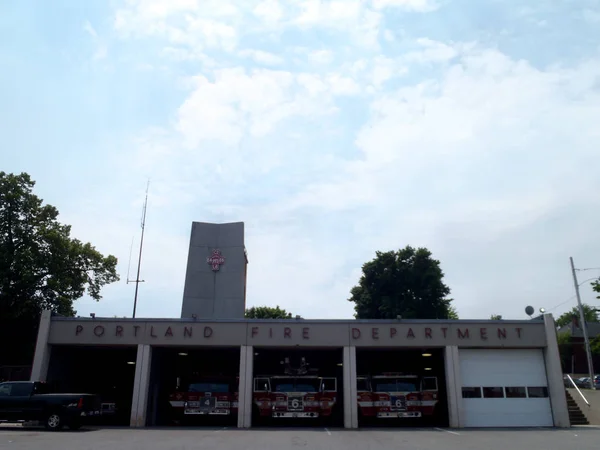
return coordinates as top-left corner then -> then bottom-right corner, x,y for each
272,378 -> 320,393
188,382 -> 230,393
373,378 -> 418,392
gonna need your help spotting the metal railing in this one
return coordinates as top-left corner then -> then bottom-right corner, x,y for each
566,374 -> 590,407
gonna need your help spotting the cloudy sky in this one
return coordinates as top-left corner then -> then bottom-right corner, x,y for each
2,0 -> 600,321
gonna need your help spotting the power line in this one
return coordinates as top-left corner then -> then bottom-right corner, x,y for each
546,295 -> 576,313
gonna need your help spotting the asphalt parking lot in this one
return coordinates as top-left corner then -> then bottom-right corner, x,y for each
1,426 -> 599,450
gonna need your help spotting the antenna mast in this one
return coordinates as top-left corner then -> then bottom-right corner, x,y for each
130,180 -> 149,318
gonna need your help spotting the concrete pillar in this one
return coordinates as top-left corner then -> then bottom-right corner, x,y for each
343,346 -> 358,429
237,345 -> 253,428
30,310 -> 52,382
543,313 -> 570,427
130,344 -> 152,427
444,345 -> 462,428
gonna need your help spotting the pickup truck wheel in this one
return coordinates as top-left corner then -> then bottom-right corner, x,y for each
45,412 -> 63,431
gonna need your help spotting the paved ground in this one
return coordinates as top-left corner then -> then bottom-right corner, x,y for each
1,426 -> 599,450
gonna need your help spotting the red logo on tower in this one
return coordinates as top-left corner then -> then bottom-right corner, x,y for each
207,249 -> 225,271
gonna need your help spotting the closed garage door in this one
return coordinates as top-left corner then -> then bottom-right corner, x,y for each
459,349 -> 553,427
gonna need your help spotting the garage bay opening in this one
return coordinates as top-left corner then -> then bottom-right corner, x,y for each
147,346 -> 240,427
356,348 -> 448,428
47,345 -> 137,426
252,348 -> 343,427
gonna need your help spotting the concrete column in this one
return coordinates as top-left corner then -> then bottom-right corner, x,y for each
237,345 -> 253,428
444,345 -> 462,428
543,313 -> 570,427
343,346 -> 358,429
30,310 -> 52,381
130,344 -> 152,427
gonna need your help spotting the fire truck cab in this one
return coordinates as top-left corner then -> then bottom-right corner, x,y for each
168,376 -> 239,422
253,356 -> 337,420
357,373 -> 439,420
253,375 -> 337,419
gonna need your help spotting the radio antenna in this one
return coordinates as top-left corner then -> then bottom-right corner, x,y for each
131,180 -> 149,318
126,236 -> 134,283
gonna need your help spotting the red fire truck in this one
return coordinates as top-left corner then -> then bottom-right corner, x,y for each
253,357 -> 337,420
168,376 -> 239,423
357,373 -> 439,420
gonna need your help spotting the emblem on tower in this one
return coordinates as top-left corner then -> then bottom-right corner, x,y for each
207,249 -> 226,271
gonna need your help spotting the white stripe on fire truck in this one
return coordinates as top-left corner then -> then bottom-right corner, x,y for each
169,401 -> 185,408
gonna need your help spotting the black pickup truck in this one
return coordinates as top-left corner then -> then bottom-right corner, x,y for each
0,381 -> 101,430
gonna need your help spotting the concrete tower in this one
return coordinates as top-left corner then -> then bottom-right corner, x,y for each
181,221 -> 247,319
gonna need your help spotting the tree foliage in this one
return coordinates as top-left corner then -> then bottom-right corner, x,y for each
447,305 -> 459,320
591,335 -> 600,355
348,246 -> 454,320
245,305 -> 293,319
555,304 -> 599,329
593,279 -> 600,299
490,314 -> 503,320
0,172 -> 119,320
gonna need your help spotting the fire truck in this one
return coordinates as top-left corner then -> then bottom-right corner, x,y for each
168,376 -> 239,423
253,357 -> 337,420
357,373 -> 439,420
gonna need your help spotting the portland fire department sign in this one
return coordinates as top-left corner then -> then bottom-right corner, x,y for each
207,249 -> 225,271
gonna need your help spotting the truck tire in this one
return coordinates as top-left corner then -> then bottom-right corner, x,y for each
44,412 -> 64,431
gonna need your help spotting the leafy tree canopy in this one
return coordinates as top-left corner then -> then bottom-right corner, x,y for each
555,304 -> 599,329
348,246 -> 454,320
593,279 -> 600,299
245,305 -> 293,319
0,172 -> 119,320
490,314 -> 503,320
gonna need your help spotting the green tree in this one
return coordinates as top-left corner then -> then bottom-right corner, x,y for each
245,305 -> 293,319
0,172 -> 119,320
490,314 -> 503,320
447,305 -> 459,319
593,279 -> 600,299
556,330 -> 573,372
591,335 -> 600,355
348,246 -> 453,319
555,305 -> 599,329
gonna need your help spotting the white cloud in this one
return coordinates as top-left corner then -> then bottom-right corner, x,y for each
239,49 -> 284,65
253,0 -> 284,23
83,20 -> 108,61
371,0 -> 439,12
406,38 -> 459,63
281,45 -> 600,245
175,68 -> 337,148
308,49 -> 333,64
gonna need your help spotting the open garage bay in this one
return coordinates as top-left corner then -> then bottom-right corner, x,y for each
47,345 -> 137,426
148,347 -> 240,427
252,348 -> 344,428
356,348 -> 448,428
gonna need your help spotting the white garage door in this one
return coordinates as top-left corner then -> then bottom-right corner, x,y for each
459,349 -> 553,427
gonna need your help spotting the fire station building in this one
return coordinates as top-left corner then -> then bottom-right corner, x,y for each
29,222 -> 570,429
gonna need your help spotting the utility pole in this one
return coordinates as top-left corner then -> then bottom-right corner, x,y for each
130,181 -> 149,318
570,256 -> 595,389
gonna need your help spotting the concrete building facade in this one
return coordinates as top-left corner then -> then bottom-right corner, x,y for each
30,313 -> 570,429
28,221 -> 570,429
